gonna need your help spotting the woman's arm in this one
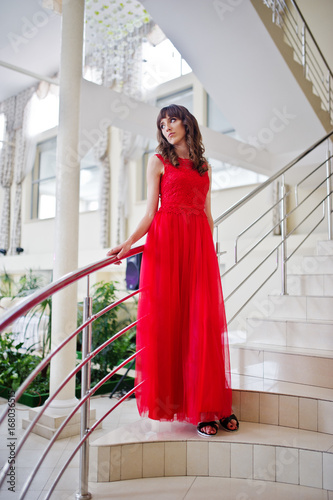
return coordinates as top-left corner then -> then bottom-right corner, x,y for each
204,164 -> 214,235
107,155 -> 163,260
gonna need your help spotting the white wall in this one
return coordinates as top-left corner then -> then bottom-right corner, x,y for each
297,0 -> 333,70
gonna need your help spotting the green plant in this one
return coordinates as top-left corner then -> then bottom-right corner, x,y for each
15,270 -> 46,297
0,269 -> 52,357
0,332 -> 49,395
77,281 -> 137,386
0,270 -> 14,299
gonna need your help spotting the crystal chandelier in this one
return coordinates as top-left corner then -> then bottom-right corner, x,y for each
84,0 -> 154,97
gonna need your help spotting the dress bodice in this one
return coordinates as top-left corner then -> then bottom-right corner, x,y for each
156,154 -> 209,215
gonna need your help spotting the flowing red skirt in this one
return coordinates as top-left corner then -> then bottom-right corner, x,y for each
135,210 -> 232,425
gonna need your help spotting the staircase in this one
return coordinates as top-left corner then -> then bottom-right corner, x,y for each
89,247 -> 333,494
252,0 -> 333,131
229,238 -> 333,433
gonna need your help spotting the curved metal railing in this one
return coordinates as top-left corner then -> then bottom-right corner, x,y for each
0,245 -> 144,500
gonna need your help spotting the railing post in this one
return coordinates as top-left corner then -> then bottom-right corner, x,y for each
328,70 -> 332,123
272,0 -> 276,24
280,176 -> 288,294
301,23 -> 307,77
76,277 -> 92,500
326,141 -> 332,241
215,225 -> 220,269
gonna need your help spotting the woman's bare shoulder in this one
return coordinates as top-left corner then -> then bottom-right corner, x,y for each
147,154 -> 164,175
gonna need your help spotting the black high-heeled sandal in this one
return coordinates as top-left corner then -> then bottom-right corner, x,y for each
197,421 -> 219,437
219,414 -> 239,432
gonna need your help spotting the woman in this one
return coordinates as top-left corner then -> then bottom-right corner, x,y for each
108,104 -> 238,436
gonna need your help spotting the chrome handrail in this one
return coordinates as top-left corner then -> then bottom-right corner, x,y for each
0,245 -> 144,500
20,350 -> 143,500
263,0 -> 333,122
215,130 -> 333,226
0,245 -> 144,333
45,381 -> 144,500
214,130 -> 333,323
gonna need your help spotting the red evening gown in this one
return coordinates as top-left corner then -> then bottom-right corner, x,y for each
135,154 -> 232,425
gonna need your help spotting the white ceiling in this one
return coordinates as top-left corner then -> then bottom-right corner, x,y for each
0,0 -> 61,101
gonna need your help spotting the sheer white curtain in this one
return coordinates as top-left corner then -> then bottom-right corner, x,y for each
9,87 -> 35,254
0,81 -> 57,254
93,131 -> 110,248
0,96 -> 16,252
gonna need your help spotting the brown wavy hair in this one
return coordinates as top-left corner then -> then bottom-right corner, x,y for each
156,104 -> 208,175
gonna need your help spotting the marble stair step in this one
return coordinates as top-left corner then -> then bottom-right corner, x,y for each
287,273 -> 333,296
230,374 -> 333,435
316,240 -> 333,255
267,294 -> 333,321
231,373 -> 333,402
229,342 -> 333,389
89,477 -> 332,500
90,418 -> 333,451
89,419 -> 333,490
244,317 -> 333,350
288,255 -> 333,275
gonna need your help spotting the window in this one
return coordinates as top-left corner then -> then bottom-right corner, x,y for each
27,92 -> 59,137
209,158 -> 267,191
31,137 -> 100,220
207,94 -> 235,135
206,95 -> 267,190
142,38 -> 191,91
157,87 -> 193,112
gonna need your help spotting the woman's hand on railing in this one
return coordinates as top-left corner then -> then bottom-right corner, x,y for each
107,240 -> 132,263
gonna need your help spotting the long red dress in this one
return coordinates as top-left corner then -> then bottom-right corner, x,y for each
135,154 -> 232,425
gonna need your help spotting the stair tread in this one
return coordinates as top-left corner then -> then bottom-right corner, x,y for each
89,477 -> 331,499
288,273 -> 332,277
268,294 -> 333,299
231,373 -> 333,401
90,417 -> 333,453
230,342 -> 333,358
299,254 -> 333,259
244,317 -> 333,325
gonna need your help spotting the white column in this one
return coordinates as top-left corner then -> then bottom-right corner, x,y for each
49,0 -> 85,410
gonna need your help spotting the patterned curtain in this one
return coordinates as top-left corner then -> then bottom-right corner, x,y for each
0,96 -> 16,252
9,88 -> 35,254
92,131 -> 110,248
115,40 -> 148,244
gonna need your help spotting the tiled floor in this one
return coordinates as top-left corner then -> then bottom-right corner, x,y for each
89,477 -> 331,500
0,395 -> 332,500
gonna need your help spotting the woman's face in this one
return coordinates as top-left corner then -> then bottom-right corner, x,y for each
160,115 -> 187,146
